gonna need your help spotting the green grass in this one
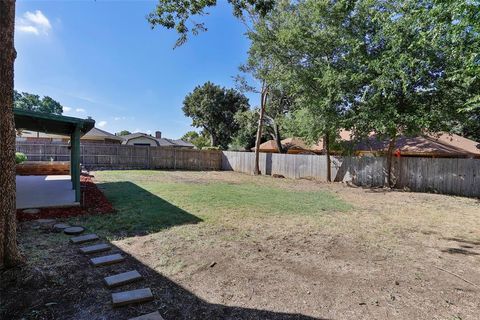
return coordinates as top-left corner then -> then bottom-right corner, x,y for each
73,171 -> 351,237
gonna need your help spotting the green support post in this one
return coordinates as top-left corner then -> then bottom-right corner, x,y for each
71,125 -> 81,202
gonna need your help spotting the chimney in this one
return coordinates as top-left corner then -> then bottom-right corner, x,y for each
155,131 -> 162,139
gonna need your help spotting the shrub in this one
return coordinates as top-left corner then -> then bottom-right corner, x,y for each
15,152 -> 27,164
202,146 -> 221,151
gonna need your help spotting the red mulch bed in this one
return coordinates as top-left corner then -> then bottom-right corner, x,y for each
17,174 -> 115,221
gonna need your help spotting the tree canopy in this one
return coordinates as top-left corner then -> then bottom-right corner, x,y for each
182,82 -> 249,149
14,90 -> 64,115
181,131 -> 211,149
148,0 -> 275,47
116,130 -> 132,136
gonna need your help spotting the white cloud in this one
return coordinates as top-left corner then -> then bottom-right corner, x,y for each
63,106 -> 72,112
17,10 -> 52,36
75,108 -> 86,113
98,121 -> 107,128
114,116 -> 126,121
18,25 -> 39,35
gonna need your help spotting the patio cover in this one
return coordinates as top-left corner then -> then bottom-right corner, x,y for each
14,108 -> 95,202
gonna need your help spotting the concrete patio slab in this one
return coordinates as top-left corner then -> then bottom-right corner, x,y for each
16,175 -> 79,209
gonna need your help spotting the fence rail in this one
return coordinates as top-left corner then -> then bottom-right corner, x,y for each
221,151 -> 480,197
16,142 -> 222,171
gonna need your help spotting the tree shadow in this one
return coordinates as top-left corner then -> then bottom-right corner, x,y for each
441,248 -> 480,256
83,181 -> 202,236
442,237 -> 480,246
2,222 -> 332,320
103,250 -> 332,320
70,182 -> 331,319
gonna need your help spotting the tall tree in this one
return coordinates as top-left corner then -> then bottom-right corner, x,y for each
182,82 -> 249,149
0,0 -> 23,269
347,0 -> 480,186
249,0 -> 366,181
14,90 -> 64,115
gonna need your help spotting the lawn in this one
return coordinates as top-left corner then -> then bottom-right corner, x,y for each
3,170 -> 480,320
77,170 -> 351,236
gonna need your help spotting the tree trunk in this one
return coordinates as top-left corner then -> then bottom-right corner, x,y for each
0,0 -> 23,269
272,121 -> 284,153
254,81 -> 268,175
325,133 -> 332,182
210,134 -> 217,148
386,135 -> 397,188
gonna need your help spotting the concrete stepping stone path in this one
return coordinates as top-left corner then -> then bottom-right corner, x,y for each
70,233 -> 99,244
129,311 -> 165,320
23,208 -> 40,215
112,288 -> 153,307
64,226 -> 85,235
104,270 -> 142,288
90,253 -> 125,267
53,223 -> 70,231
80,243 -> 111,254
37,219 -> 56,225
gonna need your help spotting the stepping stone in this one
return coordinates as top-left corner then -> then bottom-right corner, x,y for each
64,226 -> 85,235
80,243 -> 111,254
23,208 -> 40,214
70,233 -> 99,244
112,288 -> 153,307
129,311 -> 165,320
53,223 -> 70,230
104,270 -> 142,288
37,219 -> 56,225
90,253 -> 124,267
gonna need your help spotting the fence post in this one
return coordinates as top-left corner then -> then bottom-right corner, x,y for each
147,146 -> 151,169
173,148 -> 177,170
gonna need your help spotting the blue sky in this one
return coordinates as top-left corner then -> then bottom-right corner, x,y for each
14,1 -> 258,139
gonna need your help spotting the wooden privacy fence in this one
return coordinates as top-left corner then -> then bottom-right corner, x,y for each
15,143 -> 480,197
221,151 -> 480,197
16,143 -> 222,171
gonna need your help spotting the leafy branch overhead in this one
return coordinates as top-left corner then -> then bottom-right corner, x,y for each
147,0 -> 275,47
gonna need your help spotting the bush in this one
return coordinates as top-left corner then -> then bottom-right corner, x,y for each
15,152 -> 27,164
202,146 -> 221,151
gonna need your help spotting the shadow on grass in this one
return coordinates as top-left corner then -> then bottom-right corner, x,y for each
81,181 -> 202,236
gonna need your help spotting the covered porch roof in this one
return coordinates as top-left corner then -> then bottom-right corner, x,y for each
14,108 -> 95,204
14,108 -> 94,136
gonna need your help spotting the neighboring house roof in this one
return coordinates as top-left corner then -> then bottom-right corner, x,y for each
82,127 -> 124,141
121,132 -> 194,148
121,133 -> 160,146
166,139 -> 195,148
352,135 -> 466,156
17,126 -> 122,141
252,131 -> 480,158
428,133 -> 480,157
252,137 -> 319,153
